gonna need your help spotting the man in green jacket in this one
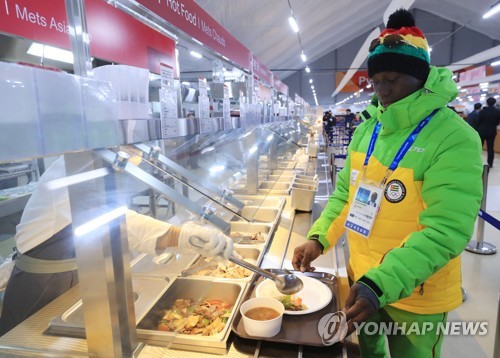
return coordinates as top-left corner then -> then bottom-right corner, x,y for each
292,9 -> 483,358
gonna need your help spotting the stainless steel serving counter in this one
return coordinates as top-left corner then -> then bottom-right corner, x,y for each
0,150 -> 359,358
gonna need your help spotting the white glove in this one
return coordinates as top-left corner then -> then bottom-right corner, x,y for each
179,223 -> 233,259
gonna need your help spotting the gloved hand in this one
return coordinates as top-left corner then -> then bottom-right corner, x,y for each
179,223 -> 233,259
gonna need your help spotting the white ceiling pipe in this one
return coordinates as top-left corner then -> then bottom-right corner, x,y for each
331,27 -> 380,98
447,45 -> 500,72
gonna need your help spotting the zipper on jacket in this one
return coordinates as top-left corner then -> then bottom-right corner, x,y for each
419,283 -> 425,295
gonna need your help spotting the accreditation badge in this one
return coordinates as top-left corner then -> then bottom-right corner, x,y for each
345,181 -> 383,238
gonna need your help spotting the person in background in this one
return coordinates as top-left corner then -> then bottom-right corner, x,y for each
466,102 -> 482,129
345,108 -> 355,131
323,110 -> 336,143
292,9 -> 482,358
0,151 -> 234,336
476,97 -> 500,168
350,112 -> 364,133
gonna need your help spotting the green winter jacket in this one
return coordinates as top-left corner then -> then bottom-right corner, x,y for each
308,67 -> 483,314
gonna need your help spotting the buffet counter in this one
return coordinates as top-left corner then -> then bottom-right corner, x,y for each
0,150 -> 358,357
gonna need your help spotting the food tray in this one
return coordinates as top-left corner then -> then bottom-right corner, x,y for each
231,271 -> 340,346
181,247 -> 263,282
137,278 -> 246,353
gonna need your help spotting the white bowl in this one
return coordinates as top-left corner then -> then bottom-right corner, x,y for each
239,297 -> 284,337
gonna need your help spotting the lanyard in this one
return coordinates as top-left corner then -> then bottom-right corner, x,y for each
363,109 -> 438,183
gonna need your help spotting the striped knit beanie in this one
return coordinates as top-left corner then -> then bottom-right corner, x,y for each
367,9 -> 430,81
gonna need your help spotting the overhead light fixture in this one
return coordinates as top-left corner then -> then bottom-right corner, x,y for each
27,42 -> 75,64
305,66 -> 310,73
311,85 -> 314,89
483,2 -> 500,18
366,84 -> 372,88
300,52 -> 307,62
309,79 -> 313,83
288,17 -> 299,32
190,50 -> 202,59
491,60 -> 500,66
428,47 -> 433,52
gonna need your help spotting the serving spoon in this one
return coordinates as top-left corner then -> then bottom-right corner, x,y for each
228,255 -> 303,295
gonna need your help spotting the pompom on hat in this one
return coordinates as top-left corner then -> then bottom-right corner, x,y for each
367,9 -> 430,81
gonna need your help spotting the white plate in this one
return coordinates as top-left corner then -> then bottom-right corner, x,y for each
255,274 -> 332,315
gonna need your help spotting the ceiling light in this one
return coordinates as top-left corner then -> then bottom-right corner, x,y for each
366,84 -> 372,88
301,52 -> 307,62
483,2 -> 500,18
288,17 -> 299,32
190,50 -> 202,59
479,82 -> 489,87
492,60 -> 500,66
311,85 -> 315,89
305,66 -> 310,73
27,42 -> 75,64
429,47 -> 433,52
309,79 -> 313,83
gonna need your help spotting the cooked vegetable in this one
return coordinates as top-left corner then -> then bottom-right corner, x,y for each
156,299 -> 233,336
277,295 -> 306,311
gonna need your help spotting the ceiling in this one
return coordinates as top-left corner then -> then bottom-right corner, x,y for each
0,1 -> 498,109
194,0 -> 500,106
194,0 -> 500,77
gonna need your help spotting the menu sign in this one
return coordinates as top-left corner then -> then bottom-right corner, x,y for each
159,63 -> 179,137
223,84 -> 230,129
198,77 -> 210,119
252,54 -> 273,87
273,77 -> 289,96
136,0 -> 251,70
0,0 -> 176,73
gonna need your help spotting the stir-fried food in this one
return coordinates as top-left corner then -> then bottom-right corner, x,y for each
278,295 -> 307,311
230,231 -> 265,244
157,299 -> 233,335
196,261 -> 252,279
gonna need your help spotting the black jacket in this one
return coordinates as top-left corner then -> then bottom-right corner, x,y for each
476,106 -> 500,137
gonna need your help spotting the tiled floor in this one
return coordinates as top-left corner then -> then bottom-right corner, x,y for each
316,134 -> 500,358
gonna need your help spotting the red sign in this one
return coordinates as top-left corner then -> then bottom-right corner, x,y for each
273,77 -> 289,96
0,0 -> 176,74
252,54 -> 272,87
458,65 -> 494,83
335,71 -> 370,92
136,0 -> 251,71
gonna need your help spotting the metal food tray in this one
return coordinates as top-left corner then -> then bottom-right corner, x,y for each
231,271 -> 340,347
180,247 -> 263,283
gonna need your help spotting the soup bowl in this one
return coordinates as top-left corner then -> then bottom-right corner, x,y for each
239,297 -> 284,337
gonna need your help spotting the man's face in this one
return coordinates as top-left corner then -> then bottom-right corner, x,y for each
370,71 -> 424,108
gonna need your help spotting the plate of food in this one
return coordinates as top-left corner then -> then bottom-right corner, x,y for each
255,274 -> 332,315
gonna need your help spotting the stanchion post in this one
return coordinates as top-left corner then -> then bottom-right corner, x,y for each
466,164 -> 497,255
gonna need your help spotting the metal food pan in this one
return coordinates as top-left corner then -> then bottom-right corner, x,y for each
233,195 -> 283,209
230,222 -> 271,245
46,277 -> 173,338
181,247 -> 262,282
232,271 -> 340,347
259,182 -> 290,190
240,206 -> 279,222
137,278 -> 246,351
130,250 -> 199,279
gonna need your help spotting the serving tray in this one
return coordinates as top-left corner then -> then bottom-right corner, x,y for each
231,270 -> 340,346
